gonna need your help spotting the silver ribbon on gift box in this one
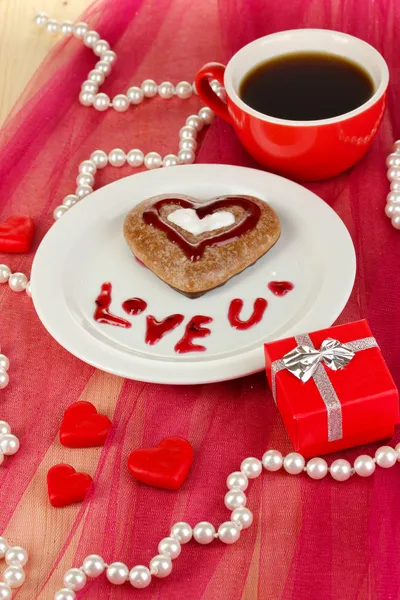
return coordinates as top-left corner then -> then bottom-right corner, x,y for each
270,334 -> 378,442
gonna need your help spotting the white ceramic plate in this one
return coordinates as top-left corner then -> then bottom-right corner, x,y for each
31,164 -> 356,385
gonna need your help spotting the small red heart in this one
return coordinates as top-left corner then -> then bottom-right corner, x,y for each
47,464 -> 92,508
0,216 -> 35,253
60,401 -> 112,448
128,437 -> 194,490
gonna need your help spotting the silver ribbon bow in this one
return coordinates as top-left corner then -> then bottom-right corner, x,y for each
271,334 -> 378,442
282,337 -> 355,383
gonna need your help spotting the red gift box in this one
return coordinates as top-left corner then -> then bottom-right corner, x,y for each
264,320 -> 399,457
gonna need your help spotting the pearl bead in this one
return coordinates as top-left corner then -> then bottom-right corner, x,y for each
73,22 -> 88,39
386,153 -> 400,168
62,195 -> 77,209
375,445 -> 397,468
226,471 -> 248,491
79,160 -> 97,175
129,565 -> 151,589
5,546 -> 28,567
60,21 -> 74,36
46,19 -> 59,35
93,39 -> 110,56
81,80 -> 98,94
387,191 -> 400,204
127,86 -> 144,105
240,457 -> 262,479
112,94 -> 130,112
144,152 -> 162,169
0,355 -> 10,371
198,107 -> 215,124
34,13 -> 48,28
25,282 -> 32,297
330,459 -> 352,481
101,50 -> 117,64
385,202 -> 400,218
106,562 -> 129,585
391,180 -> 400,191
170,522 -> 192,544
8,272 -> 28,292
54,589 -> 76,600
392,215 -> 400,230
393,140 -> 400,154
162,154 -> 179,167
193,521 -> 216,544
158,81 -> 175,99
127,149 -> 144,167
179,138 -> 197,151
53,205 -> 69,220
0,434 -> 20,456
75,185 -> 93,199
0,421 -> 11,435
95,60 -> 112,76
186,115 -> 203,131
211,80 -> 221,93
354,455 -> 376,477
176,81 -> 192,99
178,149 -> 195,164
387,167 -> 400,181
262,449 -> 283,472
179,125 -> 197,140
90,150 -> 108,168
83,30 -> 100,48
0,265 -> 11,283
76,173 -> 94,187
218,521 -> 241,544
79,91 -> 95,107
3,565 -> 25,588
88,69 -> 105,85
108,148 -> 126,167
82,554 -> 105,577
63,568 -> 86,591
149,555 -> 172,578
306,457 -> 328,480
0,537 -> 9,558
231,507 -> 253,530
0,582 -> 12,600
93,93 -> 110,111
158,537 -> 181,559
141,79 -> 158,98
224,489 -> 247,510
283,452 -> 305,474
0,369 -> 9,389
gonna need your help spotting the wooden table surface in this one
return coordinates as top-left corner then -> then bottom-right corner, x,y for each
0,0 -> 91,125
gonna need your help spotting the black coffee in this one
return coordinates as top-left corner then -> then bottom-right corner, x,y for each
239,52 -> 374,121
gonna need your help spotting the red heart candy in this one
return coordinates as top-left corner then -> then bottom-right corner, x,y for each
47,464 -> 92,508
60,401 -> 112,448
0,216 -> 35,253
128,437 -> 194,490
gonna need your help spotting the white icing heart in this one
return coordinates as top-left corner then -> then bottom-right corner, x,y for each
167,208 -> 235,236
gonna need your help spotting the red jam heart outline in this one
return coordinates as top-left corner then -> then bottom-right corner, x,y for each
47,464 -> 93,508
60,401 -> 112,448
0,216 -> 35,253
127,437 -> 194,490
142,196 -> 261,261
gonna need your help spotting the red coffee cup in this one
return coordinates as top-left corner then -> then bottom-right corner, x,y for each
195,30 -> 389,181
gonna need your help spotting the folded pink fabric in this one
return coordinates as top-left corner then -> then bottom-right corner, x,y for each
0,0 -> 399,597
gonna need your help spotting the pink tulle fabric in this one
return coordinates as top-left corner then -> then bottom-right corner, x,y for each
1,0 -> 400,598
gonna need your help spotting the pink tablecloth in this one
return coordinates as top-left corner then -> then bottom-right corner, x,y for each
1,0 -> 400,598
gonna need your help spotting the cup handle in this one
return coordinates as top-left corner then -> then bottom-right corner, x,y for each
195,62 -> 232,124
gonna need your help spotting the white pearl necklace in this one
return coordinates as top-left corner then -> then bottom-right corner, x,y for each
385,139 -> 400,228
53,444 -> 400,598
0,348 -> 20,464
0,537 -> 28,599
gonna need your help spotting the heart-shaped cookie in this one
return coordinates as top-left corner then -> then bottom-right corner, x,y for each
47,464 -> 92,507
123,194 -> 280,297
60,401 -> 112,448
0,216 -> 35,253
127,437 -> 194,490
